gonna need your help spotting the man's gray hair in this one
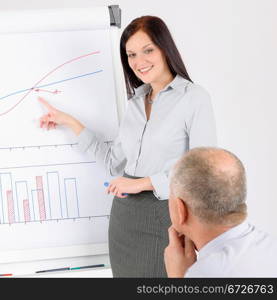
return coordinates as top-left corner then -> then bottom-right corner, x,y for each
170,147 -> 247,225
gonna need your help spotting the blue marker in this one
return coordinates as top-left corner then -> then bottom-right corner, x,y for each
104,182 -> 128,196
70,264 -> 105,270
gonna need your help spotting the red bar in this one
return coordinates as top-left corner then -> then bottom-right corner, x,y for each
7,190 -> 15,224
23,199 -> 30,222
36,176 -> 46,221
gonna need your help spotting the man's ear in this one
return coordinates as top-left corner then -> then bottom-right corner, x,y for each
176,197 -> 188,225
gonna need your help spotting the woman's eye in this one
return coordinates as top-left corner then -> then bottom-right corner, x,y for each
144,48 -> 153,54
127,53 -> 136,58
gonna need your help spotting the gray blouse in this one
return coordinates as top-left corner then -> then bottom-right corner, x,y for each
77,75 -> 217,200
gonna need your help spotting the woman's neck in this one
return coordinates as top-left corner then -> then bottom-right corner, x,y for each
150,73 -> 174,99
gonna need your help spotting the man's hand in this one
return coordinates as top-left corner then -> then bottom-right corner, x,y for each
164,226 -> 197,277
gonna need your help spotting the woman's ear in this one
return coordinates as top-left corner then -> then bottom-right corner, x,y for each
176,197 -> 188,226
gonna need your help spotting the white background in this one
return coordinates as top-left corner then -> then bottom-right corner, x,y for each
0,0 -> 276,277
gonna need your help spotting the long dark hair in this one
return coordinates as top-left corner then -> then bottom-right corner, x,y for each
120,16 -> 193,98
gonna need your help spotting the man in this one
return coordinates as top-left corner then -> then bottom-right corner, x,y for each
164,147 -> 277,277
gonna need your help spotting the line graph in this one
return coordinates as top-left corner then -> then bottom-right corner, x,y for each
0,70 -> 102,101
0,51 -> 101,116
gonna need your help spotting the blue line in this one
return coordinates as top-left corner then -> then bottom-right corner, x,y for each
31,189 -> 43,221
0,88 -> 31,100
15,181 -> 30,222
74,179 -> 80,218
0,70 -> 103,101
3,173 -> 14,223
37,71 -> 103,89
47,171 -> 62,219
10,178 -> 18,222
57,172 -> 62,219
64,179 -> 69,218
64,178 -> 79,218
15,181 -> 21,222
8,173 -> 16,222
15,182 -> 19,220
0,173 -> 12,223
46,172 -> 52,219
31,190 -> 37,221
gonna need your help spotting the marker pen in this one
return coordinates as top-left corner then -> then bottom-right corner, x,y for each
104,182 -> 128,196
70,264 -> 105,270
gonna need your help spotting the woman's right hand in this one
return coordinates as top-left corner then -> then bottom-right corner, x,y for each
38,97 -> 84,135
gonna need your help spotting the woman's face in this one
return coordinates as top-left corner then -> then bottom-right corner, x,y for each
125,30 -> 171,84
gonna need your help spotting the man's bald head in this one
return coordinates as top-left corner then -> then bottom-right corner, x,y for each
170,147 -> 247,225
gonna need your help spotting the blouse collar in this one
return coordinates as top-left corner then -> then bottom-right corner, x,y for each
133,74 -> 191,99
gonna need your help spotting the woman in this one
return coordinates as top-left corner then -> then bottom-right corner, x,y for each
38,16 -> 217,277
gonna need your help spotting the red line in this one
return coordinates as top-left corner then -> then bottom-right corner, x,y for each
0,51 -> 100,117
35,89 -> 61,94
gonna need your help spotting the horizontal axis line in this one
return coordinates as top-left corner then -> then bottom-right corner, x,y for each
0,161 -> 96,170
0,215 -> 110,225
0,143 -> 78,150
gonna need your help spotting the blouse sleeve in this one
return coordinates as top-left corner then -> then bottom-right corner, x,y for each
149,171 -> 170,200
186,84 -> 217,149
150,85 -> 217,200
76,127 -> 127,176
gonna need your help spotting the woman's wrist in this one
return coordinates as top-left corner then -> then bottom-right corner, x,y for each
137,177 -> 154,192
67,117 -> 85,135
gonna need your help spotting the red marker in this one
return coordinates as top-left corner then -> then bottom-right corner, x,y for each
0,274 -> 13,277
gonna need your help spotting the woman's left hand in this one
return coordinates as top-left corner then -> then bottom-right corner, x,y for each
106,177 -> 151,198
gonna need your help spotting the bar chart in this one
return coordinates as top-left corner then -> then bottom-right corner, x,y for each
0,160 -> 111,225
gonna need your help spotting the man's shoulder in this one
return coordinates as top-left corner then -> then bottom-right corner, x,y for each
185,251 -> 227,278
186,226 -> 277,278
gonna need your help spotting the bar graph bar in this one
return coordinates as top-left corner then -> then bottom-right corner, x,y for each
46,171 -> 62,219
15,181 -> 31,222
64,178 -> 80,218
0,173 -> 17,224
36,176 -> 46,221
7,190 -> 15,224
31,189 -> 40,221
23,199 -> 31,222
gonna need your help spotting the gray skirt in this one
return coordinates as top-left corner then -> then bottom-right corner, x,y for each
108,173 -> 171,277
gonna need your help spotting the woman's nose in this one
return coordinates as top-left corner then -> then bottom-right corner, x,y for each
133,53 -> 147,68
